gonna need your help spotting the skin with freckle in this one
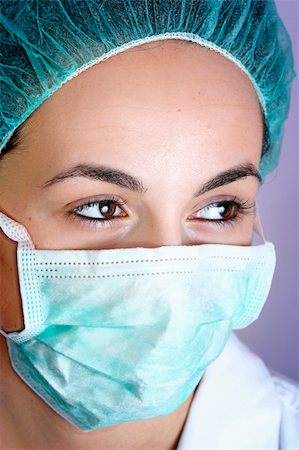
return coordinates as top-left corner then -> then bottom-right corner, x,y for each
0,40 -> 263,450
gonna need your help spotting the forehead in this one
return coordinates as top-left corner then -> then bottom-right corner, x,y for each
23,40 -> 263,177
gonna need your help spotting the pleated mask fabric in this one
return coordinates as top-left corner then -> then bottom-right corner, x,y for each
0,211 -> 276,431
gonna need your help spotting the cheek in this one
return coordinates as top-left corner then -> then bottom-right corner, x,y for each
0,231 -> 24,332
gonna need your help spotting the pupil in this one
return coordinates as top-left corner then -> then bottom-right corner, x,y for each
99,201 -> 116,218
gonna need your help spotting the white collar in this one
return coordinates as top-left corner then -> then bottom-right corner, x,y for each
177,332 -> 281,450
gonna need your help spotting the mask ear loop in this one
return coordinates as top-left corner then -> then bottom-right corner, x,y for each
253,202 -> 267,244
0,212 -> 42,343
0,212 -> 34,249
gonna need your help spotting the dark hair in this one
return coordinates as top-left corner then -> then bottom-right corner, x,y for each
0,123 -> 25,158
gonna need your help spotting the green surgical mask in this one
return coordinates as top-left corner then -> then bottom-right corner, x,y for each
0,210 -> 275,431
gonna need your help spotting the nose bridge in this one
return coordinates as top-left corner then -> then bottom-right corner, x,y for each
126,186 -> 196,247
136,214 -> 188,248
147,227 -> 183,247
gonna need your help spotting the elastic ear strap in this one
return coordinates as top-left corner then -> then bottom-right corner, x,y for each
0,212 -> 34,249
253,203 -> 266,243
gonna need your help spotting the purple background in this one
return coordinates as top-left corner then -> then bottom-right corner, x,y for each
236,0 -> 298,382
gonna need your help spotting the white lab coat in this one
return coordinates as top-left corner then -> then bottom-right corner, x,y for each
177,332 -> 299,450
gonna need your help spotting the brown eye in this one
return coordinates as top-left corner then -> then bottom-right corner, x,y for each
98,201 -> 117,219
189,198 -> 255,229
190,200 -> 240,221
73,198 -> 127,221
218,201 -> 238,220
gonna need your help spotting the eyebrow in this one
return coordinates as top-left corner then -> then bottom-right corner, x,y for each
43,164 -> 147,193
194,162 -> 261,196
43,162 -> 261,195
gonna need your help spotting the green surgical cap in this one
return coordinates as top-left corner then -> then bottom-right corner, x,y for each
0,0 -> 296,182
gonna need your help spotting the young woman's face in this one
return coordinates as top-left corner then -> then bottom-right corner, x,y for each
0,40 -> 263,253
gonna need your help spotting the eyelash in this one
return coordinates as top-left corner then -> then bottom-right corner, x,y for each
71,195 -> 128,228
70,195 -> 256,229
201,198 -> 256,229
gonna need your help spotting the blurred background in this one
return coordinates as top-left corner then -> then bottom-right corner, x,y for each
236,0 -> 298,382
